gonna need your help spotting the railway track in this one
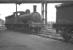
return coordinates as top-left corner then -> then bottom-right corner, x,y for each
36,33 -> 73,44
2,29 -> 73,44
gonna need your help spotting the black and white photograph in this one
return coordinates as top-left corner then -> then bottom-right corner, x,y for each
0,0 -> 73,50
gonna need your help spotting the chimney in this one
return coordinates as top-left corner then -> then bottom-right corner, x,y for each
33,5 -> 37,12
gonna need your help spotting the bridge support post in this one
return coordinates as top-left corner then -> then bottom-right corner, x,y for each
41,2 -> 45,24
45,2 -> 47,25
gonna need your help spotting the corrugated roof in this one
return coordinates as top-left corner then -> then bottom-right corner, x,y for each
0,0 -> 73,3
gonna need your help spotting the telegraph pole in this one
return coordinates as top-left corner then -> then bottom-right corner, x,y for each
16,3 -> 18,17
15,3 -> 18,23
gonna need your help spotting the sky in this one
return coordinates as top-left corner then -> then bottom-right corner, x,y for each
0,3 -> 62,22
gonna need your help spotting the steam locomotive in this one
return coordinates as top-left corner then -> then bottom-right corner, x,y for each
5,11 -> 44,33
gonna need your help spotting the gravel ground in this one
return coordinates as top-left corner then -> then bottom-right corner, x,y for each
0,31 -> 73,50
